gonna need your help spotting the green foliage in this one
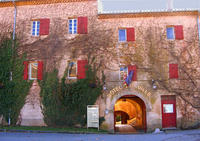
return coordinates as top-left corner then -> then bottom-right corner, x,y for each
0,36 -> 31,125
40,65 -> 103,127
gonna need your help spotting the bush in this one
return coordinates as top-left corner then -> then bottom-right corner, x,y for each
40,65 -> 103,127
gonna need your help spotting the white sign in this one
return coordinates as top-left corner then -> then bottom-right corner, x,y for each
163,104 -> 174,113
87,105 -> 99,130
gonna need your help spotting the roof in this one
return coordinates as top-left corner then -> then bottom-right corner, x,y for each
99,0 -> 200,14
0,0 -> 95,7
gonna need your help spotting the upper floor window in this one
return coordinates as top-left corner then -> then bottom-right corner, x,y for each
119,66 -> 128,81
118,28 -> 135,42
68,17 -> 88,34
166,25 -> 184,40
31,19 -> 50,36
32,21 -> 40,36
69,19 -> 77,34
166,27 -> 174,39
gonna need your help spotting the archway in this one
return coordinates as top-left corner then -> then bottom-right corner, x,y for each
114,95 -> 146,133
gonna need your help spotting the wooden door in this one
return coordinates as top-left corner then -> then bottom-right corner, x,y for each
161,95 -> 176,128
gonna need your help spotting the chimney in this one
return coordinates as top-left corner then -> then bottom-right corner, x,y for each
167,0 -> 174,11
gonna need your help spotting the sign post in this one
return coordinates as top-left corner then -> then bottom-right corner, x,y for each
87,105 -> 99,130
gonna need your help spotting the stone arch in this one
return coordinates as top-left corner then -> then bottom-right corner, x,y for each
110,90 -> 152,112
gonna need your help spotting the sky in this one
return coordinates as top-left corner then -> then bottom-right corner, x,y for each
101,0 -> 200,12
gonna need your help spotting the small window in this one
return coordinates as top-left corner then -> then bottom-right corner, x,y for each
32,21 -> 40,36
166,27 -> 174,39
119,66 -> 128,81
29,62 -> 38,80
119,29 -> 126,42
69,19 -> 77,34
68,61 -> 77,79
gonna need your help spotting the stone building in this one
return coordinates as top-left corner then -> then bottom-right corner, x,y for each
0,0 -> 200,133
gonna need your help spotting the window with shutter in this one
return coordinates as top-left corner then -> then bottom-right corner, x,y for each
24,61 -> 43,80
77,60 -> 88,79
169,64 -> 179,79
69,17 -> 88,34
118,28 -> 135,42
32,19 -> 50,36
128,65 -> 137,81
166,25 -> 183,40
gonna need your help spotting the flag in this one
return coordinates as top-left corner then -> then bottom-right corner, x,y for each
125,70 -> 134,86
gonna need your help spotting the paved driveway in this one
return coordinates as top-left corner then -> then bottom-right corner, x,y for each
0,129 -> 200,141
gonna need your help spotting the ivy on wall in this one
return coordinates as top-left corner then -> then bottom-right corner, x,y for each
40,65 -> 104,127
0,36 -> 32,125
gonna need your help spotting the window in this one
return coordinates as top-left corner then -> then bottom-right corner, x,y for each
166,27 -> 174,39
23,61 -> 43,80
169,64 -> 179,79
118,28 -> 135,42
29,62 -> 38,80
32,21 -> 40,36
68,61 -> 77,79
68,17 -> 88,34
31,19 -> 50,36
67,60 -> 88,79
69,19 -> 77,34
119,29 -> 126,42
166,25 -> 184,40
119,66 -> 128,81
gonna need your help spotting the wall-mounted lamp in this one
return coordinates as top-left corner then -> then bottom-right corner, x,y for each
105,109 -> 109,115
152,79 -> 157,89
103,81 -> 107,90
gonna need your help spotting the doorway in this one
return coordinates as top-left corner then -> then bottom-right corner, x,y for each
161,95 -> 176,128
114,95 -> 146,133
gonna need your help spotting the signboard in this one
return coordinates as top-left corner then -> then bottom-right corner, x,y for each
87,105 -> 99,130
163,104 -> 174,113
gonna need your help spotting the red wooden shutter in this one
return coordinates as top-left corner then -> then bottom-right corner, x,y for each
37,61 -> 43,80
128,65 -> 137,81
39,19 -> 50,35
23,61 -> 28,80
169,64 -> 178,79
78,17 -> 88,34
127,28 -> 135,41
77,60 -> 88,79
174,25 -> 184,40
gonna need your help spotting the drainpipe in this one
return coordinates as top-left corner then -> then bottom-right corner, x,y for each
8,0 -> 17,126
12,0 -> 17,41
197,11 -> 200,41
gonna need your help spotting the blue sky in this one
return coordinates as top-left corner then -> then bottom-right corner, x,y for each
101,0 -> 200,11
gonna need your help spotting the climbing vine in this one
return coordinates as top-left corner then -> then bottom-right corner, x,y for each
0,36 -> 32,125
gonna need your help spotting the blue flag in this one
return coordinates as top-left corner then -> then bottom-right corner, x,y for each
125,70 -> 134,86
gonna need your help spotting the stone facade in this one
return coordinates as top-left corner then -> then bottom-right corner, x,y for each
0,0 -> 200,132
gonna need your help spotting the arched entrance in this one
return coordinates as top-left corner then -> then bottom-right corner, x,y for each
114,95 -> 146,133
